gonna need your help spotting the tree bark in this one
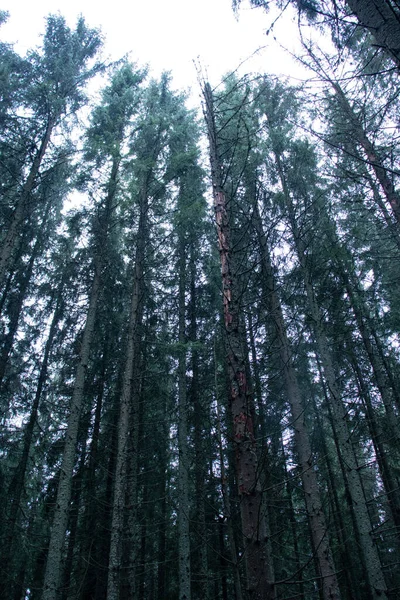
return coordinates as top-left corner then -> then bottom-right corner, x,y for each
42,260 -> 102,600
189,252 -> 210,600
204,82 -> 274,600
177,218 -> 191,600
252,198 -> 341,600
348,340 -> 400,537
214,345 -> 244,600
106,185 -> 148,600
0,116 -> 55,288
2,283 -> 64,561
42,152 -> 121,600
274,152 -> 388,599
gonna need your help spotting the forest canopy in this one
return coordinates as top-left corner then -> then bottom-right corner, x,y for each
1,3 -> 400,600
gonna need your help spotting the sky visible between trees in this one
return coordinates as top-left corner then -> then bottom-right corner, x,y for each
0,0 -> 306,91
2,1 -> 400,600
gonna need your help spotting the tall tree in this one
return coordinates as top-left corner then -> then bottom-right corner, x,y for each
0,15 -> 103,289
42,63 -> 143,600
204,80 -> 274,600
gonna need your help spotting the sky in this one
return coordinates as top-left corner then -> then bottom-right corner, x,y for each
0,0 -> 306,94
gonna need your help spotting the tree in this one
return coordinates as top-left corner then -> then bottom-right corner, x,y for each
42,63 -> 143,600
0,15 -> 103,290
204,79 -> 275,600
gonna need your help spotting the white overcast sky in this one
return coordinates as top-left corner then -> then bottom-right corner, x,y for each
0,0 -> 306,93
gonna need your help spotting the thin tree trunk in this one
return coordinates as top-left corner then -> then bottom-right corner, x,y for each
189,250 -> 210,600
42,153 -> 121,600
251,199 -> 341,600
214,343 -> 243,600
274,153 -> 388,599
106,186 -> 148,600
337,262 -> 400,447
77,341 -> 108,600
62,430 -> 89,600
347,339 -> 400,536
246,313 -> 276,599
0,116 -> 55,288
2,283 -> 64,574
177,228 -> 191,600
282,442 -> 305,600
126,346 -> 144,600
42,262 -> 102,600
157,391 -> 168,600
315,399 -> 361,600
0,230 -> 44,390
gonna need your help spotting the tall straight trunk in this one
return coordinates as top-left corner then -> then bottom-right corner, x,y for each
281,443 -> 305,600
177,232 -> 191,600
77,341 -> 108,600
94,400 -> 120,600
251,200 -> 341,600
126,381 -> 141,600
0,219 -> 49,390
42,154 -> 121,600
347,339 -> 400,536
274,154 -> 388,599
0,116 -> 55,288
157,391 -> 169,600
106,185 -> 148,600
42,263 -> 101,600
345,0 -> 400,68
312,392 -> 362,600
214,345 -> 243,600
360,165 -> 400,251
137,482 -> 148,600
204,82 -> 273,600
62,429 -> 89,600
247,312 -> 267,445
246,313 -> 276,598
2,283 -> 64,566
189,251 -> 210,600
336,261 -> 400,446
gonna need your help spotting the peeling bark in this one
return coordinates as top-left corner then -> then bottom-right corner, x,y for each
204,82 -> 274,600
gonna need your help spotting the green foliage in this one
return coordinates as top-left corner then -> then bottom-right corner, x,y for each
1,5 -> 400,600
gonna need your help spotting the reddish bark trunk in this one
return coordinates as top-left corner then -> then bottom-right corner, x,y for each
204,82 -> 274,600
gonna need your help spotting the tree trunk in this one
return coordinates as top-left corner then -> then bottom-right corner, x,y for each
77,341 -> 108,600
274,152 -> 388,599
0,116 -> 55,288
177,224 -> 191,600
214,346 -> 243,600
41,262 -> 102,600
252,199 -> 341,600
332,81 -> 400,226
347,339 -> 400,537
189,250 -> 210,600
42,152 -> 121,600
0,221 -> 49,390
337,261 -> 400,447
106,185 -> 148,600
204,82 -> 273,600
2,282 -> 64,579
